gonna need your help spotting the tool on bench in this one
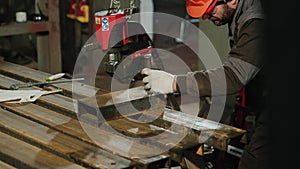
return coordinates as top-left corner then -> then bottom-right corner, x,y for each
0,89 -> 62,103
45,73 -> 66,81
9,78 -> 85,90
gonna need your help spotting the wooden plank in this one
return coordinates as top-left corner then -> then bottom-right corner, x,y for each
0,161 -> 17,169
0,132 -> 86,169
0,108 -> 133,169
0,102 -> 168,161
0,60 -> 108,97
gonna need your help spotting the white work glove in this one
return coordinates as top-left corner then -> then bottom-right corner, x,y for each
141,68 -> 176,94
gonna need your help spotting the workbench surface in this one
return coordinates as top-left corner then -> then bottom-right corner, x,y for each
0,60 -> 245,169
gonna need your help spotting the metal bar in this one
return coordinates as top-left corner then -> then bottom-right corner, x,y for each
227,145 -> 244,158
9,78 -> 85,89
163,108 -> 246,151
77,86 -> 166,121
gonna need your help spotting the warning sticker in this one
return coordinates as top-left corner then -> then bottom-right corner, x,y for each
95,17 -> 100,24
102,17 -> 109,31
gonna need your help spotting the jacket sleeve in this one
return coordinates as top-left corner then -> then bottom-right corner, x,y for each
176,19 -> 265,97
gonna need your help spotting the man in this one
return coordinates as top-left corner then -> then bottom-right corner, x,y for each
141,0 -> 269,168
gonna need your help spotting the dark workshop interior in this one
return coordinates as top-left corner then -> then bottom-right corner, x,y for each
0,0 -> 278,169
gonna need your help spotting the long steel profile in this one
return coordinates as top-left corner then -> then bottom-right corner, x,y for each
10,78 -> 85,90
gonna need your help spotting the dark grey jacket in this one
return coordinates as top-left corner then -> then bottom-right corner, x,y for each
176,0 -> 266,112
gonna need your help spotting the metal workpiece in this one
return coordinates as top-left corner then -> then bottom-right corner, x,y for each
77,85 -> 246,162
77,86 -> 167,125
10,78 -> 85,90
163,109 -> 246,151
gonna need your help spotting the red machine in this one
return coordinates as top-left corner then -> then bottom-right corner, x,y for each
94,8 -> 129,51
92,1 -> 163,83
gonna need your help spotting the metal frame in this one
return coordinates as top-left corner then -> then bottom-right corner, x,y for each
0,0 -> 62,74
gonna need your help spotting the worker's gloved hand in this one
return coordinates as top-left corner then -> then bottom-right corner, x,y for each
141,68 -> 176,94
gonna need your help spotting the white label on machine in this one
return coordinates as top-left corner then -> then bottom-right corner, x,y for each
102,17 -> 109,31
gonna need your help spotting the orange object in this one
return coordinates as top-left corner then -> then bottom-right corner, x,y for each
186,0 -> 213,18
196,144 -> 204,156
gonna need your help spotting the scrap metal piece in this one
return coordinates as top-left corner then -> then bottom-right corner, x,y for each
0,89 -> 62,103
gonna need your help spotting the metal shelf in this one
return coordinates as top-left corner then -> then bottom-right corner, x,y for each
0,0 -> 62,74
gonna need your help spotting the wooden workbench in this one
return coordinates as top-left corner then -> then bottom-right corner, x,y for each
0,60 -> 246,168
